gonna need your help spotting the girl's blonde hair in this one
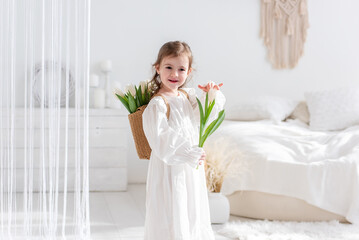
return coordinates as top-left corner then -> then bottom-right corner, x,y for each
149,41 -> 193,95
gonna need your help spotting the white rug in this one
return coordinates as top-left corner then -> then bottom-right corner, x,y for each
216,220 -> 359,240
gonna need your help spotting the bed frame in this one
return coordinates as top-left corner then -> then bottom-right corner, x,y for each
228,190 -> 349,223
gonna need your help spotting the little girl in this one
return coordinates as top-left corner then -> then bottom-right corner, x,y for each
143,41 -> 225,240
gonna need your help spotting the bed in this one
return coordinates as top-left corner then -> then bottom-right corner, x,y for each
205,88 -> 359,224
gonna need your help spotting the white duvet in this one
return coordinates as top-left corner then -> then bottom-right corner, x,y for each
206,119 -> 359,224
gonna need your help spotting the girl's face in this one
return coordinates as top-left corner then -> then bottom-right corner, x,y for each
156,55 -> 192,94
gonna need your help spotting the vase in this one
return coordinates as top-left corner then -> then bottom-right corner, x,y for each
208,192 -> 230,224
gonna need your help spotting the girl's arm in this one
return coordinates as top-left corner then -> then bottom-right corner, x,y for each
142,97 -> 203,168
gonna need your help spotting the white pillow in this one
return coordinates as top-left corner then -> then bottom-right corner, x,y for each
226,96 -> 297,122
305,87 -> 359,131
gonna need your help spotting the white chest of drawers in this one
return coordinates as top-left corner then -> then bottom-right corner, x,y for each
3,108 -> 129,192
88,108 -> 128,191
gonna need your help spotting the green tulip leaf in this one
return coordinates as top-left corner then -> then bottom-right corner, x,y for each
146,91 -> 151,104
204,99 -> 215,126
136,86 -> 143,106
127,93 -> 137,113
205,92 -> 208,114
199,110 -> 225,147
115,93 -> 131,113
196,97 -> 205,140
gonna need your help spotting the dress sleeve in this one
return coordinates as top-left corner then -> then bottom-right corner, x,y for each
182,87 -> 226,124
142,97 -> 204,168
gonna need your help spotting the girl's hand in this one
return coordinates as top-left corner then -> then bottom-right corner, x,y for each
198,151 -> 206,166
198,81 -> 223,92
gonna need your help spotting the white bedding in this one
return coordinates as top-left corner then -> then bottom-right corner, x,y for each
206,119 -> 359,224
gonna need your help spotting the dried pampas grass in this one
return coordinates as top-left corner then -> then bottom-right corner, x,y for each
204,137 -> 247,193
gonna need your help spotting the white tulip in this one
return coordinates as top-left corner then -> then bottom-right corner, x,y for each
124,85 -> 130,95
114,88 -> 125,97
146,79 -> 152,89
139,81 -> 147,94
125,84 -> 136,96
208,88 -> 217,103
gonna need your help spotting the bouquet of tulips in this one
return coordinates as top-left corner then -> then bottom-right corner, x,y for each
114,80 -> 152,114
197,87 -> 225,148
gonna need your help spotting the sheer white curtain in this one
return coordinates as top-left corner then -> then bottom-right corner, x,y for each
0,0 -> 91,238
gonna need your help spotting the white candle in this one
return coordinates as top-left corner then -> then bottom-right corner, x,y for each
90,74 -> 99,87
93,88 -> 105,108
101,60 -> 112,72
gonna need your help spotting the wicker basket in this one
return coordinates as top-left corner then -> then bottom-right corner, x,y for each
128,105 -> 151,160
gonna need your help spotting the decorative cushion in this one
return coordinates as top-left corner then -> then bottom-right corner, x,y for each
288,101 -> 310,124
305,87 -> 359,131
226,96 -> 297,122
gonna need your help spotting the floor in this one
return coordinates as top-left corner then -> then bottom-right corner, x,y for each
90,184 -> 240,240
3,184 -> 355,239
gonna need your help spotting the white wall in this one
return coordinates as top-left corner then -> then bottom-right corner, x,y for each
90,0 -> 359,183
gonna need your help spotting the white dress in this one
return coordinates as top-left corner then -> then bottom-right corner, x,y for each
142,88 -> 225,240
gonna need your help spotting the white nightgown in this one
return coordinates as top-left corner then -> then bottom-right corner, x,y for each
142,88 -> 225,240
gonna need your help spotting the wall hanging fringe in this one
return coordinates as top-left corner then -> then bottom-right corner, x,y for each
260,0 -> 309,69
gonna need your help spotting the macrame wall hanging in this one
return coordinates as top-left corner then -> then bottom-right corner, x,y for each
260,0 -> 309,69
